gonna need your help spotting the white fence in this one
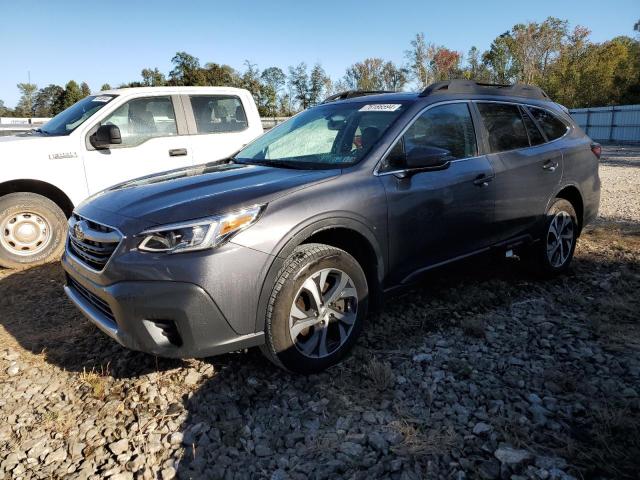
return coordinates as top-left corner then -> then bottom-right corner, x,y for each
569,105 -> 640,144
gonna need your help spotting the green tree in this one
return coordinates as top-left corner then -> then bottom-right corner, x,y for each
141,68 -> 166,86
483,33 -> 517,83
261,67 -> 286,117
288,62 -> 310,110
202,63 -> 238,86
34,84 -> 65,116
344,58 -> 386,90
381,62 -> 408,91
169,52 -> 203,85
0,99 -> 10,116
15,82 -> 38,117
309,64 -> 328,105
100,83 -> 112,91
61,80 -> 83,109
405,33 -> 433,88
80,82 -> 91,98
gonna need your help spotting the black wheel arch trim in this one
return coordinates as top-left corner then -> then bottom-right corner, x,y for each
252,213 -> 386,333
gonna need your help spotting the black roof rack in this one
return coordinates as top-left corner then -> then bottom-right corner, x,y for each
322,90 -> 395,104
419,80 -> 549,100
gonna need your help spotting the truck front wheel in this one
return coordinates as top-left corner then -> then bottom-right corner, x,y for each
0,192 -> 68,270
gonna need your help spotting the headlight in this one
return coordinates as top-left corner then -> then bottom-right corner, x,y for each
137,204 -> 264,254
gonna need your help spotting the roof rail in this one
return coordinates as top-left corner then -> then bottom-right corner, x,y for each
419,80 -> 549,100
322,90 -> 395,104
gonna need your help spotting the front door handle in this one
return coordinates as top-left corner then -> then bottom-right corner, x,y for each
542,160 -> 559,172
473,174 -> 493,187
169,148 -> 188,157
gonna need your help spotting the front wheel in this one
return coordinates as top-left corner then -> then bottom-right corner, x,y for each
524,198 -> 578,276
261,243 -> 368,374
0,193 -> 68,270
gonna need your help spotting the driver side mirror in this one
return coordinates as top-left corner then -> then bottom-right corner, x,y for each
405,146 -> 452,169
90,124 -> 122,150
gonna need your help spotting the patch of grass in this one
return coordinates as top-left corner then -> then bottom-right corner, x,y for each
79,364 -> 111,399
363,358 -> 395,391
461,316 -> 486,338
559,400 -> 640,479
388,420 -> 456,457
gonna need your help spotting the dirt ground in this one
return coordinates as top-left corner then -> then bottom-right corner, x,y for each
0,146 -> 639,480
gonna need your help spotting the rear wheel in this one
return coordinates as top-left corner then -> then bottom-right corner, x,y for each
261,243 -> 368,374
524,198 -> 578,276
0,193 -> 68,269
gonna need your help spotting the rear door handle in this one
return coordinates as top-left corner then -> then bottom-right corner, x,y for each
169,148 -> 188,157
542,160 -> 558,171
473,173 -> 493,187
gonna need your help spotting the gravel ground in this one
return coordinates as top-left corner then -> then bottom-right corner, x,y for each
1,146 -> 639,480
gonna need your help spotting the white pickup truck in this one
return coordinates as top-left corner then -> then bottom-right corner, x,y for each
0,86 -> 263,268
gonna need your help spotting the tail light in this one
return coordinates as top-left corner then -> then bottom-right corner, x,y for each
591,143 -> 602,159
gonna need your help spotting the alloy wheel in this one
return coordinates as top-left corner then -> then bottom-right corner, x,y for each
546,211 -> 574,268
288,268 -> 358,359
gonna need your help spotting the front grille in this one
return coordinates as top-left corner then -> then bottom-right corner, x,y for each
67,275 -> 116,324
67,214 -> 122,271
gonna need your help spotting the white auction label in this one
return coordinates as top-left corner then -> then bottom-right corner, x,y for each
359,104 -> 402,112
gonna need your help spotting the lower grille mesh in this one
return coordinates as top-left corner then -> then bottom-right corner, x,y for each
67,275 -> 116,324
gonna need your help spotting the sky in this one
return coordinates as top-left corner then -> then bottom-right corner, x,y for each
1,0 -> 638,107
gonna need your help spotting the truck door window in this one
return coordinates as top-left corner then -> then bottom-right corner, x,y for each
190,96 -> 248,133
100,96 -> 177,147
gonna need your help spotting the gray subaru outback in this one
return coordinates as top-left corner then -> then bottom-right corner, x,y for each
62,80 -> 600,373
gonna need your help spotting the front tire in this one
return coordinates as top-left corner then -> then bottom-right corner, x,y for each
525,198 -> 578,276
0,193 -> 68,270
261,243 -> 368,374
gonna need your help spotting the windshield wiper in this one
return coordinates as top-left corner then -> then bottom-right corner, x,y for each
32,128 -> 48,135
235,159 -> 304,169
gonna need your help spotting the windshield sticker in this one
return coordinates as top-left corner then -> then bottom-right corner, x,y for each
359,104 -> 402,112
92,96 -> 112,102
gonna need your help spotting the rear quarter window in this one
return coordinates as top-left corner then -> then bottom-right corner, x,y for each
527,107 -> 569,141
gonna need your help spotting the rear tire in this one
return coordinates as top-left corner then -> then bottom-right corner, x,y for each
524,198 -> 578,276
0,193 -> 68,270
261,243 -> 368,374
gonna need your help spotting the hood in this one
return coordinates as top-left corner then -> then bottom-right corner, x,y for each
0,133 -> 72,162
0,132 -> 50,143
78,161 -> 339,226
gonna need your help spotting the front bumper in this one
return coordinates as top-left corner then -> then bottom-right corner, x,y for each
62,253 -> 264,358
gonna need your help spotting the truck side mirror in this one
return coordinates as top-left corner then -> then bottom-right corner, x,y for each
90,124 -> 122,149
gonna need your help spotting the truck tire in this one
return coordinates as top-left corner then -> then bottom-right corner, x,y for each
524,198 -> 578,276
0,192 -> 68,270
260,243 -> 368,374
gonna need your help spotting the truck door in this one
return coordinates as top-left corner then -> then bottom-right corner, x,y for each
181,94 -> 263,164
82,95 -> 193,193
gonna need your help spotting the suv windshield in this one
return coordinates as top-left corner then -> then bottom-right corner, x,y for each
40,95 -> 116,136
235,101 -> 407,169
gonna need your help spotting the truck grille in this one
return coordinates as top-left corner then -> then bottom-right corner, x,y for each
67,214 -> 122,271
66,275 -> 116,323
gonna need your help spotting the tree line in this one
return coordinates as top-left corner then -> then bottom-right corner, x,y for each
2,17 -> 638,119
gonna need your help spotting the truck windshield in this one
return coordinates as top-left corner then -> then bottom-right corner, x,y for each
40,95 -> 116,136
235,101 -> 407,169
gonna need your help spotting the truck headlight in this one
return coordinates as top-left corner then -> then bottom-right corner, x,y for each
137,205 -> 264,254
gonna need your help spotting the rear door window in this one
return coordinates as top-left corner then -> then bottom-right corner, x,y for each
190,96 -> 247,133
520,106 -> 545,146
527,106 -> 568,141
477,103 -> 530,153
